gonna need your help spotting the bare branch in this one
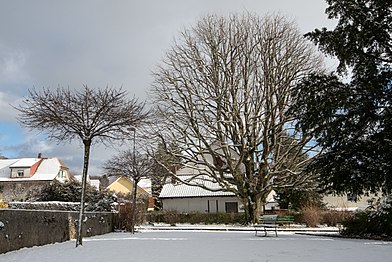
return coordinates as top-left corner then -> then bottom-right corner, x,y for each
16,85 -> 149,144
148,13 -> 324,223
15,85 -> 149,245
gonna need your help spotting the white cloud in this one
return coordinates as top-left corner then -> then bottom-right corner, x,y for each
0,0 -> 335,175
0,45 -> 30,85
0,92 -> 20,122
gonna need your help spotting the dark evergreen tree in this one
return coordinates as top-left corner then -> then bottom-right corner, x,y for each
150,142 -> 182,210
38,180 -> 115,211
275,187 -> 324,211
291,0 -> 392,195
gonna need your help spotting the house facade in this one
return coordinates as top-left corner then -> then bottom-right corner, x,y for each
106,176 -> 150,199
159,175 -> 242,213
0,157 -> 70,201
159,173 -> 278,214
158,147 -> 279,214
323,193 -> 377,211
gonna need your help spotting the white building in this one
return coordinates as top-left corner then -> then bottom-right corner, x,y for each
158,144 -> 279,214
159,174 -> 241,213
159,168 -> 278,214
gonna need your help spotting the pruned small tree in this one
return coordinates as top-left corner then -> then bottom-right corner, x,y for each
103,150 -> 153,234
149,13 -> 324,223
16,86 -> 148,246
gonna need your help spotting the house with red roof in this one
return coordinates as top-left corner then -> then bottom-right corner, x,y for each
0,157 -> 70,202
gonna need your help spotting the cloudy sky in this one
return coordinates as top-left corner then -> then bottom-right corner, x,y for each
0,0 -> 336,175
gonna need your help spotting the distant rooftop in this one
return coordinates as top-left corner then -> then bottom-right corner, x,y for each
9,158 -> 40,168
0,157 -> 67,182
159,175 -> 235,199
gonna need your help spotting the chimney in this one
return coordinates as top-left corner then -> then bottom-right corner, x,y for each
37,153 -> 42,158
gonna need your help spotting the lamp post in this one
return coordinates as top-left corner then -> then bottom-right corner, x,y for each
128,126 -> 137,234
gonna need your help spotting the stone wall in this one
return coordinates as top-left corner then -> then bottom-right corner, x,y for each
0,181 -> 49,202
0,209 -> 114,254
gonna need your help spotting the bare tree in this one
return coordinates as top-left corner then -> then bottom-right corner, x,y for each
16,86 -> 148,246
149,13 -> 324,223
103,150 -> 153,234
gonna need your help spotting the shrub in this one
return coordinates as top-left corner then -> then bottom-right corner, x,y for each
37,181 -> 81,202
84,189 -> 116,212
116,201 -> 146,231
164,210 -> 180,225
301,204 -> 321,227
147,211 -> 246,225
37,181 -> 115,211
322,210 -> 352,226
276,188 -> 324,211
0,199 -> 8,209
341,195 -> 392,239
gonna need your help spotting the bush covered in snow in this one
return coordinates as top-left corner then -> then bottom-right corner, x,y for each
37,181 -> 81,202
84,188 -> 116,212
8,201 -> 79,210
35,181 -> 116,212
341,195 -> 392,240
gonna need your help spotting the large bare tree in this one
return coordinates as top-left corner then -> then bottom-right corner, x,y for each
103,150 -> 153,234
17,86 -> 148,246
150,13 -> 324,223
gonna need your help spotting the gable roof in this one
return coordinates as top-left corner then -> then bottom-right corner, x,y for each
106,176 -> 149,196
159,175 -> 235,199
0,157 -> 67,182
107,175 -> 120,186
0,159 -> 19,179
31,158 -> 66,180
159,145 -> 244,199
9,158 -> 41,168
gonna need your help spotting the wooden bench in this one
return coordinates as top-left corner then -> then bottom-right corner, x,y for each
254,215 -> 278,237
277,215 -> 295,227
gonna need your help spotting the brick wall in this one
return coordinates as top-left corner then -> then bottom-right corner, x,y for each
0,209 -> 114,254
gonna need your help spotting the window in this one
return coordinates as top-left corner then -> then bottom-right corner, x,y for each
17,170 -> 24,177
347,193 -> 358,202
225,202 -> 238,213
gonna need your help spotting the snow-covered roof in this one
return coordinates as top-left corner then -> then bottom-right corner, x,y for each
90,179 -> 100,190
0,157 -> 67,182
139,178 -> 151,189
159,175 -> 236,199
0,159 -> 19,179
176,166 -> 204,176
107,175 -> 120,186
9,158 -> 40,168
31,158 -> 63,180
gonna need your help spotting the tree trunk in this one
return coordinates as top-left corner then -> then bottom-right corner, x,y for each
76,140 -> 91,247
244,193 -> 267,224
130,179 -> 138,234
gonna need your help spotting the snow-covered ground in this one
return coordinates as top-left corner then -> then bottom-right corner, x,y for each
1,230 -> 391,262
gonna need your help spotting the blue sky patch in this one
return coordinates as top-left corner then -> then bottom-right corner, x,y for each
0,121 -> 23,156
